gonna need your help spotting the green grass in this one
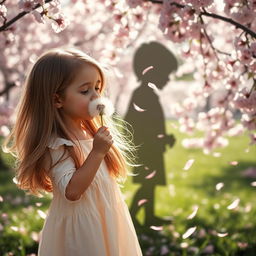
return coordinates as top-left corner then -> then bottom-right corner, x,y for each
0,122 -> 256,255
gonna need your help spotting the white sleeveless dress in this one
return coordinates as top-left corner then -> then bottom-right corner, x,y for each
38,137 -> 143,256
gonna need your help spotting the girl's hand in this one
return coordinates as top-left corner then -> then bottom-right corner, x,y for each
92,126 -> 113,157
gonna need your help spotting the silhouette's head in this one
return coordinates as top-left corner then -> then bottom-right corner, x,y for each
133,41 -> 178,89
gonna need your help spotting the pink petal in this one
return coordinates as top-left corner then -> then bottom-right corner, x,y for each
227,198 -> 240,210
133,103 -> 146,112
0,195 -> 3,202
138,199 -> 148,206
157,134 -> 164,138
150,225 -> 163,231
10,226 -> 19,232
213,152 -> 221,157
142,65 -> 154,75
217,232 -> 228,237
182,226 -> 197,239
229,161 -> 238,166
145,170 -> 157,179
37,209 -> 47,219
171,123 -> 178,129
183,159 -> 195,171
187,205 -> 199,219
148,82 -> 159,93
35,202 -> 42,207
251,181 -> 256,187
216,182 -> 224,191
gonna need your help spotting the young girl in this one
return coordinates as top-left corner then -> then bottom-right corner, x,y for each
3,48 -> 143,256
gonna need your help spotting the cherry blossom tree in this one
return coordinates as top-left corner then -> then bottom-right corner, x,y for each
0,0 -> 255,154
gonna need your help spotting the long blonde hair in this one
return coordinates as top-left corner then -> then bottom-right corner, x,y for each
2,48 -> 139,197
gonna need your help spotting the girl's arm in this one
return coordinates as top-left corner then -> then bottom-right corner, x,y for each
65,126 -> 112,201
65,149 -> 105,201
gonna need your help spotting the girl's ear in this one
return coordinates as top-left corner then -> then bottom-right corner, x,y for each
54,93 -> 63,108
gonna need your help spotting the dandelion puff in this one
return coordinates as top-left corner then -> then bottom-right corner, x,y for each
88,97 -> 115,126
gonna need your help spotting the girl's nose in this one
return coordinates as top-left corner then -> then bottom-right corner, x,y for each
91,91 -> 100,101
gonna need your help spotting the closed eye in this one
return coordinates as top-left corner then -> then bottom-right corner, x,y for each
81,87 -> 101,94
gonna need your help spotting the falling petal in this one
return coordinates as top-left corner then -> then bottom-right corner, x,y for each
37,209 -> 47,219
160,245 -> 169,255
10,226 -> 19,232
138,199 -> 148,206
216,182 -> 224,191
213,152 -> 221,157
187,205 -> 199,219
171,123 -> 178,129
157,134 -> 164,138
0,195 -> 3,202
12,177 -> 18,184
245,148 -> 250,153
251,181 -> 256,187
36,202 -> 42,207
227,198 -> 240,210
180,242 -> 189,248
183,159 -> 195,171
182,226 -> 197,239
133,103 -> 146,112
144,166 -> 149,170
229,161 -> 238,166
150,225 -> 163,231
148,82 -> 159,93
145,170 -> 156,179
142,65 -> 154,75
217,232 -> 228,237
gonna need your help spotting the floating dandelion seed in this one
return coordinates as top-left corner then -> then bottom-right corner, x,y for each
88,97 -> 115,126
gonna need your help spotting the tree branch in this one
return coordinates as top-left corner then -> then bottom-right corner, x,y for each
0,0 -> 53,32
146,0 -> 256,39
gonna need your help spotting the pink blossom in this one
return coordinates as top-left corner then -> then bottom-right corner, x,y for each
51,14 -> 70,33
126,0 -> 143,8
231,7 -> 255,25
19,0 -> 35,12
0,4 -> 7,17
249,133 -> 256,145
32,10 -> 45,24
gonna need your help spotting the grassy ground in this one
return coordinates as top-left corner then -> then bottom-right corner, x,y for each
0,121 -> 255,255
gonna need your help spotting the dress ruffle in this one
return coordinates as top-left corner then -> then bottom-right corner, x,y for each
47,137 -> 74,150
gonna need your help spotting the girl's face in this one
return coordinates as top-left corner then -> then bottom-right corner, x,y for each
56,63 -> 102,122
